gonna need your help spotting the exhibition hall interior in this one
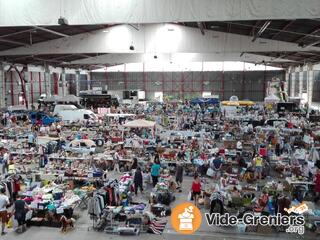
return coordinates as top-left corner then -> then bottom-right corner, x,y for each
0,1 -> 320,240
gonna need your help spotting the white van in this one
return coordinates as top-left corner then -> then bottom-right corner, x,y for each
57,109 -> 98,122
53,104 -> 78,116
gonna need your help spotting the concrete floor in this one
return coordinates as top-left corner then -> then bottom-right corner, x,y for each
2,174 -> 318,240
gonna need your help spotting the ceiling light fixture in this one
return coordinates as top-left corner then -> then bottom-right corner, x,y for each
58,17 -> 69,26
252,20 -> 271,42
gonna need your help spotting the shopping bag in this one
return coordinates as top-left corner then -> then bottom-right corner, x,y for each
206,168 -> 214,177
7,218 -> 13,228
25,210 -> 33,221
187,191 -> 193,201
198,192 -> 205,205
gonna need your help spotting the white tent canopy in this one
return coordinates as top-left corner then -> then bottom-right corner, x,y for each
123,119 -> 156,128
264,94 -> 280,103
0,0 -> 318,26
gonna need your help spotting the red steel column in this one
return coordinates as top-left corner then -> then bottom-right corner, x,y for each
30,72 -> 34,104
142,63 -> 147,93
89,71 -> 92,90
4,71 -> 6,104
10,71 -> 14,105
263,66 -> 267,99
201,71 -> 204,95
181,72 -> 185,99
123,64 -> 128,91
221,71 -> 225,100
104,66 -> 109,90
161,72 -> 165,93
38,72 -> 42,95
242,64 -> 245,100
53,72 -> 59,95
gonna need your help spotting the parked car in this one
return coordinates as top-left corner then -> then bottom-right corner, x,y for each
9,109 -> 30,121
264,118 -> 300,129
63,139 -> 96,154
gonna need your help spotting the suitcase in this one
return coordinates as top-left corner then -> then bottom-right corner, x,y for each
118,227 -> 140,235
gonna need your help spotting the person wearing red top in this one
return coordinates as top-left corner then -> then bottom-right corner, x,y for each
314,169 -> 320,203
191,175 -> 201,206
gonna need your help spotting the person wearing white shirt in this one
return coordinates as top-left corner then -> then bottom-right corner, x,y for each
310,147 -> 320,162
113,150 -> 121,173
236,141 -> 243,152
2,151 -> 9,175
0,188 -> 9,235
308,160 -> 315,175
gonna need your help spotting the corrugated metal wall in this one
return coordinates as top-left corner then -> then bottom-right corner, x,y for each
91,70 -> 285,101
2,69 -> 285,106
3,70 -> 78,106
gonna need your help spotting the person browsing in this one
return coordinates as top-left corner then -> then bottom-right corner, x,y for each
151,159 -> 161,187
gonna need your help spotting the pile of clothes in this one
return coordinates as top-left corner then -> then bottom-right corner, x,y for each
22,184 -> 81,214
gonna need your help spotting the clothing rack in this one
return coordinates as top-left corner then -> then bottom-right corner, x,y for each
86,190 -> 99,231
0,175 -> 18,202
87,180 -> 120,231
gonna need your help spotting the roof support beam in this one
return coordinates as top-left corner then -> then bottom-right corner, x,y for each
77,54 -> 94,58
295,27 -> 320,43
271,52 -> 294,61
0,38 -> 29,47
68,53 -> 293,65
0,29 -> 34,38
270,20 -> 295,39
32,57 -> 64,63
34,26 -> 70,37
229,22 -> 318,39
302,40 -> 320,48
0,24 -> 316,57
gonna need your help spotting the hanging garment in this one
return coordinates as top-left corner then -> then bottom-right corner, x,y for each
88,196 -> 103,216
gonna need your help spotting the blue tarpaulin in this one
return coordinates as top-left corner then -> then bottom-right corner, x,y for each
190,98 -> 219,105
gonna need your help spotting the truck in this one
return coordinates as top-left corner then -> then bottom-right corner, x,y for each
79,93 -> 119,108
